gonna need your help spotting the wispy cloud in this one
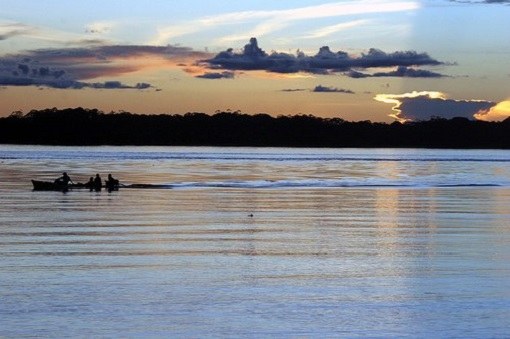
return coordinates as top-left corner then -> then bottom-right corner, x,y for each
151,0 -> 420,44
374,91 -> 495,121
85,21 -> 116,34
218,20 -> 289,44
0,22 -> 33,41
0,20 -> 110,47
304,19 -> 370,39
346,66 -> 446,78
281,88 -> 308,92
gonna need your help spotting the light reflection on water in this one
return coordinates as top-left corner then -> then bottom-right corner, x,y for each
1,146 -> 510,337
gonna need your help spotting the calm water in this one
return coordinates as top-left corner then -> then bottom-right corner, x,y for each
1,145 -> 510,337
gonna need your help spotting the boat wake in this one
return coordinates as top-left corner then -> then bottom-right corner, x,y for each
153,179 -> 504,189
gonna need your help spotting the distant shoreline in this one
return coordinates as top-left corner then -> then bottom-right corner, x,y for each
1,107 -> 509,149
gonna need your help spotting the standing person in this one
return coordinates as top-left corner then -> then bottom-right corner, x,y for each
93,174 -> 102,191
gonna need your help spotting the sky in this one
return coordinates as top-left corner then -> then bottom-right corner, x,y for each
0,0 -> 509,122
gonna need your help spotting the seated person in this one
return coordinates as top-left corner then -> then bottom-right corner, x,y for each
105,173 -> 119,189
94,174 -> 102,190
85,176 -> 94,188
54,172 -> 73,186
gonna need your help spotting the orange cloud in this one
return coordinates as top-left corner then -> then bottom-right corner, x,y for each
474,99 -> 510,121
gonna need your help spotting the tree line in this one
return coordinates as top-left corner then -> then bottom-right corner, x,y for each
1,107 -> 509,148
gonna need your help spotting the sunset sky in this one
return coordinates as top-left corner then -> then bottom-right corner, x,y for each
1,0 -> 509,122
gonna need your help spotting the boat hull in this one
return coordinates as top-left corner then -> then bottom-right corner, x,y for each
31,180 -> 166,191
31,180 -> 87,191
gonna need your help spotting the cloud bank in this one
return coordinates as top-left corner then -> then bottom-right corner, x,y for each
204,38 -> 445,77
374,91 -> 496,121
0,44 -> 210,89
0,38 -> 447,87
0,72 -> 150,90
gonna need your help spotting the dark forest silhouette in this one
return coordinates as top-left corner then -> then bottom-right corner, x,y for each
1,107 -> 510,148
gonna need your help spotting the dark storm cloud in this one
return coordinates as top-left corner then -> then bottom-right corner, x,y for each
0,44 -> 209,89
375,92 -> 496,121
345,66 -> 446,78
195,71 -> 235,79
313,85 -> 355,94
204,38 -> 444,76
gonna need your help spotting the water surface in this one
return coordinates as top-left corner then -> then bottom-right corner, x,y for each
1,146 -> 509,337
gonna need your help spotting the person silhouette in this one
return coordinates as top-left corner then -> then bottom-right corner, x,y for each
55,172 -> 73,186
105,173 -> 119,191
86,176 -> 94,190
93,174 -> 102,191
